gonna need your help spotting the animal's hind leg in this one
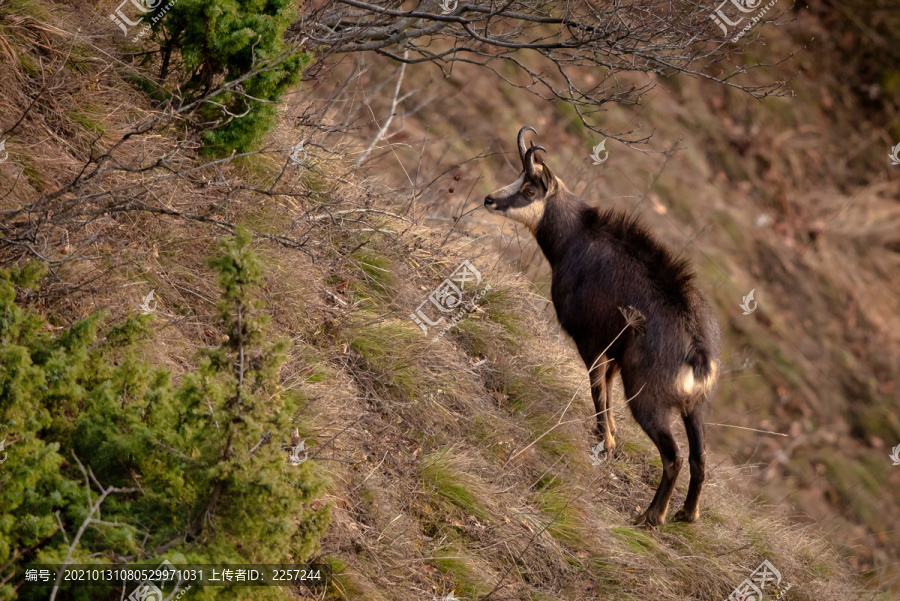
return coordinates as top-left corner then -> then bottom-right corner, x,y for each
589,360 -> 615,455
673,404 -> 707,523
632,403 -> 682,528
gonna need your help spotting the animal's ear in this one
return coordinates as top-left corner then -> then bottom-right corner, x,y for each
540,162 -> 558,195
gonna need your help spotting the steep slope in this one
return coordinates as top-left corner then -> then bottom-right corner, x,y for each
0,0 -> 891,600
325,2 -> 900,594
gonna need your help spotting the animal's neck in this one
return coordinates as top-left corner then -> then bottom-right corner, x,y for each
533,191 -> 587,267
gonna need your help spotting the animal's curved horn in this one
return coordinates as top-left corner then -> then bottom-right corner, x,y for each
517,126 -> 538,162
524,145 -> 546,180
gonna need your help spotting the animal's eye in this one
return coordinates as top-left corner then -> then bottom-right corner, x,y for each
524,187 -> 536,196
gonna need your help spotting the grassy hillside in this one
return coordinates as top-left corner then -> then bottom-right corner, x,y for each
0,0 -> 895,599
324,1 -> 900,594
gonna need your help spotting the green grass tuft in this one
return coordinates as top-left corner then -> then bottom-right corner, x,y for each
534,484 -> 586,546
349,318 -> 420,397
421,448 -> 491,522
612,527 -> 658,554
430,547 -> 493,600
350,248 -> 395,305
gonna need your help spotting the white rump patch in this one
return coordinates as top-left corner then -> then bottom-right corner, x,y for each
675,361 -> 718,396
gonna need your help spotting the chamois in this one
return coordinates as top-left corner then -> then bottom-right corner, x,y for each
484,127 -> 721,526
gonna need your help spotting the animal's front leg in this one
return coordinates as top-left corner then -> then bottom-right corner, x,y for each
605,365 -> 618,439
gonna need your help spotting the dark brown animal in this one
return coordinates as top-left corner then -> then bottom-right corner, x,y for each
484,127 -> 721,526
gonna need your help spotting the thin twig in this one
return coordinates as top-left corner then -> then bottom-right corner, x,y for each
355,50 -> 408,165
705,422 -> 790,437
49,453 -> 138,601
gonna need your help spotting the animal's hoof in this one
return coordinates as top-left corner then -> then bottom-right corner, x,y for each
604,440 -> 617,458
672,508 -> 700,523
633,510 -> 663,529
592,432 -> 616,459
609,441 -> 623,459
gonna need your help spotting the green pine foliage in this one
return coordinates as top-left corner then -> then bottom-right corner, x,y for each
156,0 -> 309,155
0,229 -> 329,600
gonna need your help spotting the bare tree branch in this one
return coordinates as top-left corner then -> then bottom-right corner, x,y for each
293,0 -> 793,141
49,453 -> 138,601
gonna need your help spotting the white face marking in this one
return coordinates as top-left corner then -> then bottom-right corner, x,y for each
487,174 -> 546,231
504,200 -> 546,232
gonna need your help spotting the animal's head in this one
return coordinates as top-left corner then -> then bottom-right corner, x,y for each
483,126 -> 560,232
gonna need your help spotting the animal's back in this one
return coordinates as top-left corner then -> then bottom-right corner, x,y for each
551,206 -> 720,387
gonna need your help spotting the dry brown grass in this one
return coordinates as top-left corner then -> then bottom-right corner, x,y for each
315,3 -> 900,595
0,0 -> 891,599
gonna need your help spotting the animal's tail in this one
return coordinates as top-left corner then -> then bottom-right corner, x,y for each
686,346 -> 713,381
677,348 -> 718,397
676,319 -> 719,397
